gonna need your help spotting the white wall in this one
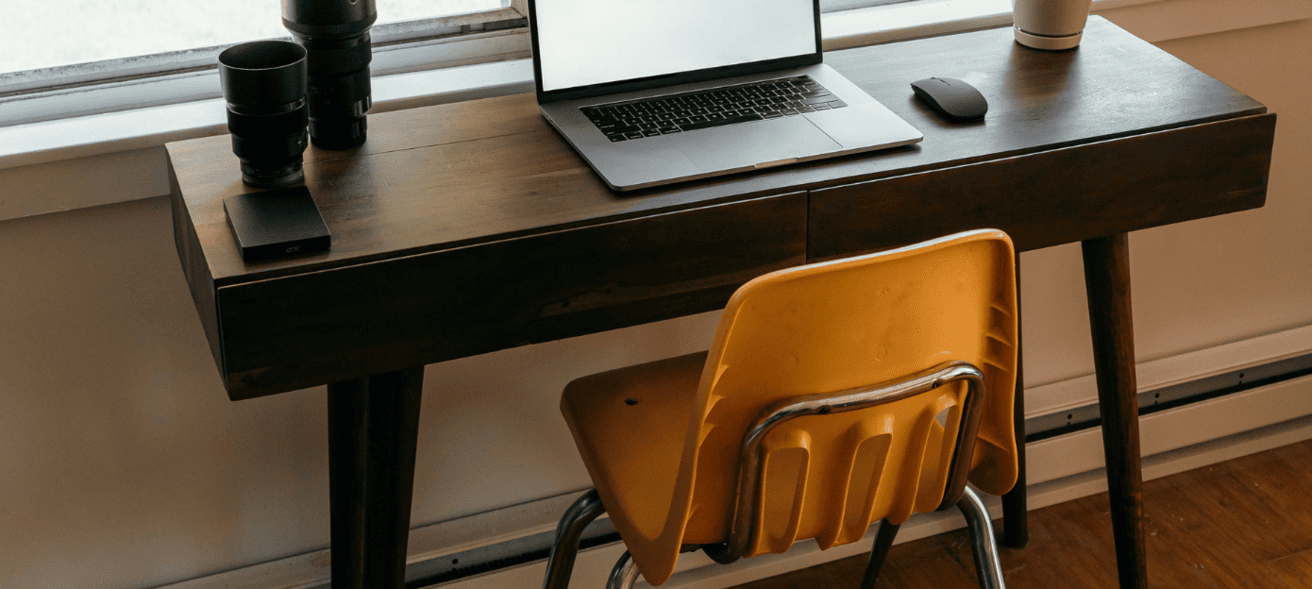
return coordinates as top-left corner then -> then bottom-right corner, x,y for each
0,197 -> 330,587
1019,15 -> 1312,386
0,14 -> 1308,589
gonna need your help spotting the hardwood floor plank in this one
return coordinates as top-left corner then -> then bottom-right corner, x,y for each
1264,549 -> 1312,588
728,439 -> 1312,589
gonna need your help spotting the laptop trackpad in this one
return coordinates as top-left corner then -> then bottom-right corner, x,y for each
676,117 -> 840,172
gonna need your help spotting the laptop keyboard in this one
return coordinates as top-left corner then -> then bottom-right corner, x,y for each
580,75 -> 847,142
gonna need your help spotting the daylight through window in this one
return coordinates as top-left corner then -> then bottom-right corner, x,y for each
1,0 -> 505,77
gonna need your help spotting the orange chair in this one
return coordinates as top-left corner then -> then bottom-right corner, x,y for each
542,229 -> 1019,589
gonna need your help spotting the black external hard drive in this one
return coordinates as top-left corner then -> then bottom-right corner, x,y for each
223,186 -> 331,261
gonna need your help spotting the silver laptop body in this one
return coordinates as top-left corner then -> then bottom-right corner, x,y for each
527,0 -> 923,191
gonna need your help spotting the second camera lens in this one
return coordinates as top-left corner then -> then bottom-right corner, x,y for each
282,0 -> 377,150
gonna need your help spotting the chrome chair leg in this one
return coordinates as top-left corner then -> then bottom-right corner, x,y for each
957,485 -> 1006,589
605,550 -> 641,589
543,489 -> 607,589
858,519 -> 901,589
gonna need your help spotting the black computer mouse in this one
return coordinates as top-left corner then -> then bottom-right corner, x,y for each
911,77 -> 988,122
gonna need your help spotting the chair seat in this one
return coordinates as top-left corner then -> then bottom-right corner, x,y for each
562,352 -> 721,546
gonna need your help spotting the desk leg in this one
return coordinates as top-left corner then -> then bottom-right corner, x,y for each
1002,254 -> 1030,549
1082,234 -> 1148,589
327,367 -> 425,589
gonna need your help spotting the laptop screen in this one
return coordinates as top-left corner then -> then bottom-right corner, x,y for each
531,0 -> 821,98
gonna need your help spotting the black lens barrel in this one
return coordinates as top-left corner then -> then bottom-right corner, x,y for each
282,0 -> 377,150
218,41 -> 309,188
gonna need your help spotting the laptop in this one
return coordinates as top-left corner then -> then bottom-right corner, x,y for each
527,0 -> 923,191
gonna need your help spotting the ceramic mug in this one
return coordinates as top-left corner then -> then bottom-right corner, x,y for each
1013,0 -> 1093,50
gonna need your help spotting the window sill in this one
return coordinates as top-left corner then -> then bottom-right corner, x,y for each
0,0 -> 1305,223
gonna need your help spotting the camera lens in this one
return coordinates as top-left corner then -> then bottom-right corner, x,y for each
282,0 -> 377,150
217,41 -> 310,188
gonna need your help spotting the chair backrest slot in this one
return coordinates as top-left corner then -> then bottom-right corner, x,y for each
715,361 -> 987,562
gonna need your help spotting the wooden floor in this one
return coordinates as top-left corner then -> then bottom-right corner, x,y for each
729,439 -> 1312,589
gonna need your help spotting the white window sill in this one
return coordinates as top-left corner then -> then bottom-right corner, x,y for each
0,0 -> 1306,223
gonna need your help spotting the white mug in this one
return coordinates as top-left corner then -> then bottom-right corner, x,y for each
1013,0 -> 1093,50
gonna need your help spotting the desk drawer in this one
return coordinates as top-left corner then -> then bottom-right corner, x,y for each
809,113 -> 1275,258
214,191 -> 806,399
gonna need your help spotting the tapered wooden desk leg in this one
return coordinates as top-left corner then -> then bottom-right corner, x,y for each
1082,234 -> 1148,589
1002,252 -> 1030,549
327,367 -> 425,589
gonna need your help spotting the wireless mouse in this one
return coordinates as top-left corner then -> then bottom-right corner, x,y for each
911,77 -> 988,122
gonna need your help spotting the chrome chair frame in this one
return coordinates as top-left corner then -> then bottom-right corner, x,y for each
542,360 -> 1007,589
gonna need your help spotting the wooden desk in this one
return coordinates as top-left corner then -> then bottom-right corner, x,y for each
168,17 -> 1274,589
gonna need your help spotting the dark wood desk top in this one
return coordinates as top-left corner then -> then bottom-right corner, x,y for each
169,17 -> 1274,399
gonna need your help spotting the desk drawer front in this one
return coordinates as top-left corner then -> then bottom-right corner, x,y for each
809,113 -> 1275,258
216,192 -> 807,399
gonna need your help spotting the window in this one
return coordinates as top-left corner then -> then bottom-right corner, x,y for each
0,0 -> 923,126
0,0 -> 533,125
2,0 -> 918,80
1,1 -> 524,86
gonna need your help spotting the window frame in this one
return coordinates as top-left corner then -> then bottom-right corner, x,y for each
823,0 -> 922,12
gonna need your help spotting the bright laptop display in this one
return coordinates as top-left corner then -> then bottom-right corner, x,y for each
534,0 -> 818,95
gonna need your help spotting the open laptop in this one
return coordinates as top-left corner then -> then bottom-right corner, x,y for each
527,0 -> 923,191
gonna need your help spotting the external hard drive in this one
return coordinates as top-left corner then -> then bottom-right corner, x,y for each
223,186 -> 331,261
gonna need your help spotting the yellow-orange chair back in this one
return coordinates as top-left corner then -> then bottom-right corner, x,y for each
545,228 -> 1019,589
